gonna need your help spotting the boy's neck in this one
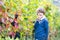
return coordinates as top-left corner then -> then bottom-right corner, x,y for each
40,15 -> 45,20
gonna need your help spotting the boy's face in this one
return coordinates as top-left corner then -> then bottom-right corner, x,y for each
37,13 -> 44,19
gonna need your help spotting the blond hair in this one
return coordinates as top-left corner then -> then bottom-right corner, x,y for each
36,8 -> 45,15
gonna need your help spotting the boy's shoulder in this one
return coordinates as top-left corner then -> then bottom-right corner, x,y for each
44,18 -> 48,21
43,18 -> 48,23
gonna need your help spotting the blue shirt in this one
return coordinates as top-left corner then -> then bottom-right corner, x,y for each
34,17 -> 49,40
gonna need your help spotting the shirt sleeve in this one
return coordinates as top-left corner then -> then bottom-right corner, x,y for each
44,20 -> 49,38
33,21 -> 38,33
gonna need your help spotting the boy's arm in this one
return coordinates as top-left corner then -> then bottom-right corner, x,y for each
33,21 -> 37,33
44,20 -> 49,38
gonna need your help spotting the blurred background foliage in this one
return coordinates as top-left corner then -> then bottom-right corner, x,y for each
0,0 -> 60,40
